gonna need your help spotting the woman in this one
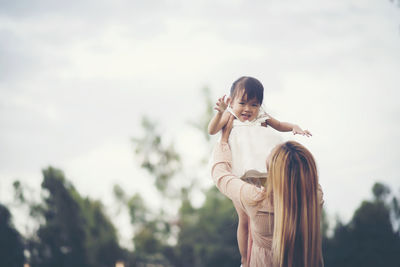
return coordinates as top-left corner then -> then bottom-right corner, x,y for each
211,115 -> 324,267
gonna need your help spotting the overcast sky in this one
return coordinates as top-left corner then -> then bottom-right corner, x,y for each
1,0 -> 400,247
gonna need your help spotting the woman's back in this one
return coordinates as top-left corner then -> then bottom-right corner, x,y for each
237,179 -> 324,266
211,140 -> 324,267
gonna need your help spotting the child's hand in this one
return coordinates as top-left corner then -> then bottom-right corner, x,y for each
214,95 -> 231,113
292,125 -> 312,137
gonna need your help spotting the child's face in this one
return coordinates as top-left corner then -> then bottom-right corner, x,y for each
231,90 -> 261,122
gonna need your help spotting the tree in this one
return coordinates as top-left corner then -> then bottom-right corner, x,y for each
113,184 -> 174,266
17,167 -> 124,267
30,167 -> 88,267
173,187 -> 240,267
79,198 -> 124,267
324,182 -> 400,267
126,86 -> 245,266
0,204 -> 25,267
132,116 -> 181,195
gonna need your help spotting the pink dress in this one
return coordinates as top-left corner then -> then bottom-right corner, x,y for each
211,142 -> 324,267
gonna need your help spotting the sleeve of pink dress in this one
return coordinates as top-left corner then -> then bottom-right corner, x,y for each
210,141 -> 251,214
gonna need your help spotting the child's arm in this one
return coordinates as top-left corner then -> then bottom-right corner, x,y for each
208,95 -> 231,135
266,116 -> 312,137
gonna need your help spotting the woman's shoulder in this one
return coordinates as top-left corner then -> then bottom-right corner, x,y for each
240,184 -> 273,212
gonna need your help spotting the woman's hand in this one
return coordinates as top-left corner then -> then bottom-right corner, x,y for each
221,114 -> 234,143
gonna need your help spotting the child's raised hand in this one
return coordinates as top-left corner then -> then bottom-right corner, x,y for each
214,95 -> 231,113
292,125 -> 312,137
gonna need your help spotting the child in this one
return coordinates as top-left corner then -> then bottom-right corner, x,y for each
208,76 -> 311,266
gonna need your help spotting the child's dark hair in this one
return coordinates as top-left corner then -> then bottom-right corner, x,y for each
230,76 -> 264,105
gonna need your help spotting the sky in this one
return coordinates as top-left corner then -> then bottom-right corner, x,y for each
1,0 -> 400,248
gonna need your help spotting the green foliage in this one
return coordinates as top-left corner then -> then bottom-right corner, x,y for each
127,193 -> 147,226
13,180 -> 45,221
130,217 -> 174,266
113,183 -> 173,265
25,167 -> 123,267
0,204 -> 25,267
13,180 -> 26,204
132,116 -> 181,194
79,199 -> 123,267
321,208 -> 329,239
128,87 -> 241,266
127,86 -> 242,266
29,167 -> 88,267
172,187 -> 240,267
113,184 -> 127,203
133,221 -> 164,256
392,196 -> 400,233
372,182 -> 391,202
323,182 -> 400,267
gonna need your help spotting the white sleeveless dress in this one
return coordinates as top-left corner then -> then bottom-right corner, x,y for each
227,107 -> 283,185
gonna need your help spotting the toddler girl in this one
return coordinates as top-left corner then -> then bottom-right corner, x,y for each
208,76 -> 311,266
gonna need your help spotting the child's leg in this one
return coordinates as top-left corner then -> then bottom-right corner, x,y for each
233,201 -> 249,266
247,222 -> 253,267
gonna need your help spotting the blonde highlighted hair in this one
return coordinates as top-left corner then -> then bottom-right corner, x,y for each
265,141 -> 323,267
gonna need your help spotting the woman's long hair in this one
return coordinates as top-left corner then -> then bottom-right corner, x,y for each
266,141 -> 323,267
